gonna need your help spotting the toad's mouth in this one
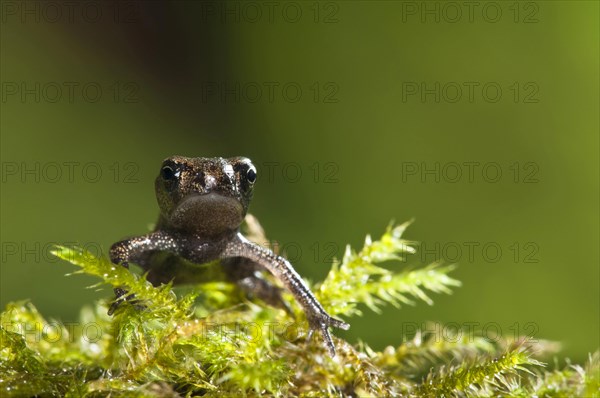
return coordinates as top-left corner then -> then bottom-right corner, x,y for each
170,192 -> 244,234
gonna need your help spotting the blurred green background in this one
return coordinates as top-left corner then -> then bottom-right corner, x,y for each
1,1 -> 598,362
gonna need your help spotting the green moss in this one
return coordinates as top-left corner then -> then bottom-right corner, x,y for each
0,221 -> 597,397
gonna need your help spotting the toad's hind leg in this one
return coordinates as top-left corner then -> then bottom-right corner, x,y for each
221,257 -> 294,316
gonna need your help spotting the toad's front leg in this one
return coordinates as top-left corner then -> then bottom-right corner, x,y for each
108,231 -> 180,314
221,233 -> 350,356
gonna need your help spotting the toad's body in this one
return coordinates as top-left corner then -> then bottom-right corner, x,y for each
109,156 -> 348,355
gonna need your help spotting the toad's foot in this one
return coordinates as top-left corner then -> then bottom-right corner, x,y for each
306,312 -> 350,356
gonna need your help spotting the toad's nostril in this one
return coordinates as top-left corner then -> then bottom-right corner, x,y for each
193,171 -> 205,186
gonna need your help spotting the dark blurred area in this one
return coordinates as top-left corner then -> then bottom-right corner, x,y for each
1,1 -> 598,362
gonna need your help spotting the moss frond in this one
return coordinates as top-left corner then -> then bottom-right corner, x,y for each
369,328 -> 497,383
51,245 -> 193,315
414,342 -> 544,397
318,221 -> 461,316
529,352 -> 600,398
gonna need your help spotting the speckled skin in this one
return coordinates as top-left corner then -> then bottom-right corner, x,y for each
109,156 -> 349,355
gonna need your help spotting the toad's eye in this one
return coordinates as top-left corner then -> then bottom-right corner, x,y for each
161,165 -> 179,181
246,166 -> 257,183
